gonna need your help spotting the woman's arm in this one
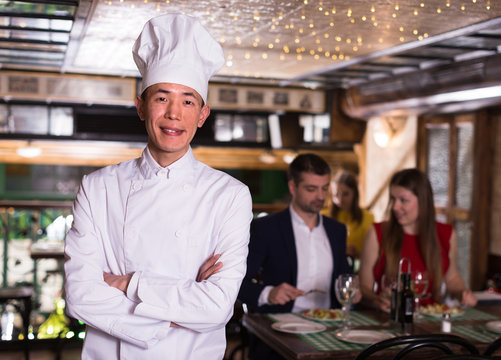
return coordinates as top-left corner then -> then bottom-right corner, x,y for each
359,226 -> 390,311
444,230 -> 477,306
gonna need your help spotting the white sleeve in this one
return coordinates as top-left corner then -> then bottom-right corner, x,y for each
64,176 -> 171,349
129,186 -> 253,332
258,286 -> 274,307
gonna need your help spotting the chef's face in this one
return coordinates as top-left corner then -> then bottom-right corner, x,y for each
135,82 -> 210,167
289,172 -> 330,215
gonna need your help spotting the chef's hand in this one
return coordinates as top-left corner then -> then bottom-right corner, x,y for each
103,272 -> 132,293
269,283 -> 305,305
197,253 -> 223,282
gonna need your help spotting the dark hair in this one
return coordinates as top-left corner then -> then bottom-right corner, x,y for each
287,153 -> 330,184
383,168 -> 442,300
331,171 -> 363,224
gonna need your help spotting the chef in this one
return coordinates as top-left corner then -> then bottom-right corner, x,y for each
64,14 -> 253,359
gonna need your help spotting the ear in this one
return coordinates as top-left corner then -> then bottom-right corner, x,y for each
135,96 -> 145,121
288,179 -> 296,196
198,105 -> 210,128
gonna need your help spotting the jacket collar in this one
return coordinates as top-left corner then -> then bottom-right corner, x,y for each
138,146 -> 195,180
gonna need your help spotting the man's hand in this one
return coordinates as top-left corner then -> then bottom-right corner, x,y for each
103,272 -> 132,293
197,253 -> 222,282
269,283 -> 305,305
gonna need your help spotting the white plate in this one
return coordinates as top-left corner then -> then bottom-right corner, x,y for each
271,321 -> 326,334
486,321 -> 501,334
335,330 -> 395,344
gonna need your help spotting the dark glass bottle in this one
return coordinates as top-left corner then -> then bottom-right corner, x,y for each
399,273 -> 414,332
390,286 -> 400,323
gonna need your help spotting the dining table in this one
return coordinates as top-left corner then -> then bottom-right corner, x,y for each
242,301 -> 501,360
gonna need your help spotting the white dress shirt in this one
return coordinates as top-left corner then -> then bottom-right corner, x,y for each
64,147 -> 252,360
290,206 -> 333,312
258,206 -> 333,312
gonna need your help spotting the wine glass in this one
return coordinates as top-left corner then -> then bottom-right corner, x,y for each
411,270 -> 429,316
380,274 -> 397,315
380,274 -> 397,301
335,274 -> 360,329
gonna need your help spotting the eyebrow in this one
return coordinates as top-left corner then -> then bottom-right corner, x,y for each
154,88 -> 198,99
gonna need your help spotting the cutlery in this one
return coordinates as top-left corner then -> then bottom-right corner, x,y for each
304,289 -> 326,295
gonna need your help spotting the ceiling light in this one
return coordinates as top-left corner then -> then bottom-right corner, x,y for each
372,117 -> 393,148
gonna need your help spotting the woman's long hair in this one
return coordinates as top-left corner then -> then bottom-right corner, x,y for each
330,171 -> 363,224
382,168 -> 443,300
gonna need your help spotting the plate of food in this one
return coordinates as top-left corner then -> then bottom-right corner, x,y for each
271,321 -> 327,334
335,330 -> 395,344
418,304 -> 464,317
301,308 -> 344,321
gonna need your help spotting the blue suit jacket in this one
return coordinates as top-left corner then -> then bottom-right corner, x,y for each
238,207 -> 350,314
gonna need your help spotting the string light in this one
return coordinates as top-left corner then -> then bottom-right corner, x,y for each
93,1 -> 497,79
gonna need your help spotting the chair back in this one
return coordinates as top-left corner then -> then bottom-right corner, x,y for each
484,337 -> 501,357
433,356 -> 500,360
354,334 -> 479,360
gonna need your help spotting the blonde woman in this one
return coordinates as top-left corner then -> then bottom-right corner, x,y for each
331,171 -> 374,259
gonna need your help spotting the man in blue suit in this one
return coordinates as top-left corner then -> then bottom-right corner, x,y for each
238,153 -> 351,360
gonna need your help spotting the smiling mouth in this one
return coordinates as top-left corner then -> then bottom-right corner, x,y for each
161,127 -> 183,135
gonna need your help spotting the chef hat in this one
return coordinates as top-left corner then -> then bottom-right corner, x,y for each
132,14 -> 225,103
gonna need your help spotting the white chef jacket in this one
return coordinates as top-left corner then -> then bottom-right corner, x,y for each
64,147 -> 253,360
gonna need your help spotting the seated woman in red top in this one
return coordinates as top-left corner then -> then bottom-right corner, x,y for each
359,168 -> 477,312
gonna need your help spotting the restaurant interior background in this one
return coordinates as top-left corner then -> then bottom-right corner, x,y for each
1,0 -> 501,355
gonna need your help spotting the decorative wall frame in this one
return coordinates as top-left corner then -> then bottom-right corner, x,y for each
208,84 -> 325,114
0,71 -> 136,106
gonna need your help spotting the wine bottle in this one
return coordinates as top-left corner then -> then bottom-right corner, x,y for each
399,273 -> 414,332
